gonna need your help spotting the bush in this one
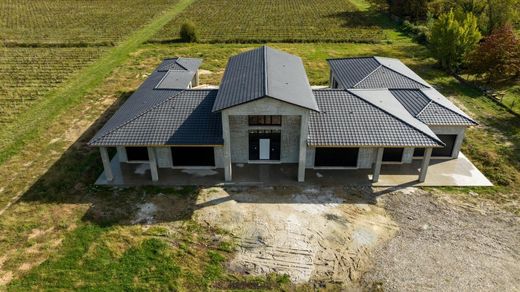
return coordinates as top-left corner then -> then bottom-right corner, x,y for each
180,21 -> 197,42
466,24 -> 520,83
428,10 -> 481,72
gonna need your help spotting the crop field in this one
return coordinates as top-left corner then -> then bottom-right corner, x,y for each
0,0 -> 179,45
152,0 -> 393,43
0,47 -> 106,124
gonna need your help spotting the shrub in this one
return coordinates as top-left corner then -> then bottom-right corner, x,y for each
428,10 -> 481,72
466,24 -> 520,83
180,21 -> 198,42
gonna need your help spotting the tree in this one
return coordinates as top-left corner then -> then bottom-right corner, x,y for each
486,0 -> 520,34
428,10 -> 481,72
180,21 -> 198,42
367,0 -> 431,21
467,25 -> 520,83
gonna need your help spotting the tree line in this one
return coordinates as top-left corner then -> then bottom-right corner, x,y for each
370,0 -> 520,84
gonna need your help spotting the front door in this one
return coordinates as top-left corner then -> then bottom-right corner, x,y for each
249,131 -> 281,161
259,139 -> 270,160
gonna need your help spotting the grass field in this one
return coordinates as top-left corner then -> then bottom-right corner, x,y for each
151,0 -> 399,43
0,0 -> 519,288
0,40 -> 518,288
0,47 -> 106,123
0,0 -> 179,46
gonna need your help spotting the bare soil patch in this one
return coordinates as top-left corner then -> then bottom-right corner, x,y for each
195,186 -> 398,284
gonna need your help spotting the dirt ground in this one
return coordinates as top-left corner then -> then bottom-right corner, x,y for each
363,188 -> 520,292
194,186 -> 520,290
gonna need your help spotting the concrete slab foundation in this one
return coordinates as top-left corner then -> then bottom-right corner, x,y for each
96,153 -> 492,187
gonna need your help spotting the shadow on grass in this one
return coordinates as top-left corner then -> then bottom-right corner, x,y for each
327,10 -> 397,30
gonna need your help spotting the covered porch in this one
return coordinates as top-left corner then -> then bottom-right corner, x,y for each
96,152 -> 492,187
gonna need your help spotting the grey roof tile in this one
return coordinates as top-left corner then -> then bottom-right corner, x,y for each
155,70 -> 196,90
354,66 -> 427,89
89,90 -> 222,146
308,90 -> 444,147
417,102 -> 477,125
213,46 -> 319,112
157,57 -> 202,72
391,89 -> 477,126
327,57 -> 380,88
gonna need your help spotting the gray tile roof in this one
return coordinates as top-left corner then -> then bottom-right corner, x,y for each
213,46 -> 319,112
155,70 -> 196,90
327,56 -> 429,89
354,66 -> 427,89
157,57 -> 202,72
89,90 -> 222,146
327,57 -> 380,88
308,89 -> 444,147
89,58 -> 222,147
391,89 -> 477,126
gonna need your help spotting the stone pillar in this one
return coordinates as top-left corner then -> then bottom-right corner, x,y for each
222,112 -> 232,181
298,113 -> 309,182
147,147 -> 159,182
372,147 -> 384,182
100,147 -> 113,182
419,147 -> 432,182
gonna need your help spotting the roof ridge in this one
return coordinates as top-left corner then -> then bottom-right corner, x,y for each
263,46 -> 268,97
174,58 -> 189,71
347,89 -> 444,146
326,56 -> 376,61
378,63 -> 430,88
415,99 -> 432,117
89,90 -> 185,145
352,65 -> 382,88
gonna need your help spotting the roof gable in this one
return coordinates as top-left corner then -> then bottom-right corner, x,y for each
212,46 -> 319,112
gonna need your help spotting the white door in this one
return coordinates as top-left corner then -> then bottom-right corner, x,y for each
259,139 -> 270,160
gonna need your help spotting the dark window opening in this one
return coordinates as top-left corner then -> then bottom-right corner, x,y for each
383,148 -> 404,162
315,147 -> 359,167
432,135 -> 457,157
126,147 -> 149,161
248,115 -> 282,126
413,148 -> 425,157
171,147 -> 215,166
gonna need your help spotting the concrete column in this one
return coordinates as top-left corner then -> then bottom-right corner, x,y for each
100,147 -> 113,182
222,112 -> 232,181
419,147 -> 432,182
298,113 -> 309,182
147,147 -> 159,182
372,147 -> 384,182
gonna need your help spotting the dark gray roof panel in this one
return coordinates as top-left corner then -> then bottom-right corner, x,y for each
90,90 -> 223,146
90,68 -> 183,143
155,70 -> 195,89
417,102 -> 477,126
157,57 -> 202,72
390,89 -> 477,126
309,90 -> 443,147
390,89 -> 431,116
327,57 -> 380,88
213,46 -> 319,112
353,66 -> 428,89
212,47 -> 265,111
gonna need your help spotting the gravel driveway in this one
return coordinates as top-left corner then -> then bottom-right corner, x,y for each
362,188 -> 520,291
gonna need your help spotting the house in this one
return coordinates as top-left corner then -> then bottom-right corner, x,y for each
88,46 -> 477,184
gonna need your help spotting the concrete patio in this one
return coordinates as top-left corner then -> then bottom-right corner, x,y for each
96,153 -> 492,187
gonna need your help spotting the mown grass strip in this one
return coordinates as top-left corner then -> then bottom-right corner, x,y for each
0,0 -> 194,165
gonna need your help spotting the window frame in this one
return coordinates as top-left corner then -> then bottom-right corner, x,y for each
248,115 -> 282,126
